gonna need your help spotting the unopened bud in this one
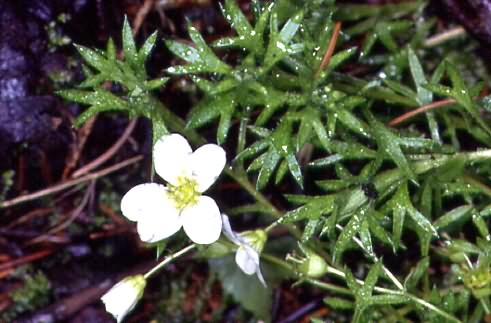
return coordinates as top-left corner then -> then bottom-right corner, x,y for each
101,275 -> 146,323
288,244 -> 328,278
241,229 -> 267,254
298,252 -> 328,278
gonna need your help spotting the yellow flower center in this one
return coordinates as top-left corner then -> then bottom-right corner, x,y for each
167,175 -> 200,210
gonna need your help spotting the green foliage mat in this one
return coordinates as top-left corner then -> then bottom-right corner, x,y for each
57,0 -> 491,322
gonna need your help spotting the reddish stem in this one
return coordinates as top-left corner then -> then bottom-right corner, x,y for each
316,22 -> 342,78
388,98 -> 456,126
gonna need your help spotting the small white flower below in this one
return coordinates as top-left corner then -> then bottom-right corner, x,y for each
222,214 -> 267,287
121,134 -> 226,245
101,275 -> 146,323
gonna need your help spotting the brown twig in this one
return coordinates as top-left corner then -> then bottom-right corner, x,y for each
133,0 -> 155,36
62,115 -> 97,179
423,26 -> 466,48
316,21 -> 342,78
5,207 -> 53,229
68,6 -> 145,179
71,119 -> 138,178
99,203 -> 129,225
0,249 -> 54,272
388,98 -> 456,126
26,181 -> 96,245
0,155 -> 143,209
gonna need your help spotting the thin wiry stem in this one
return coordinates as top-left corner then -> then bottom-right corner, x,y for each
389,99 -> 455,126
1,155 -> 143,209
423,26 -> 466,48
144,244 -> 196,279
316,21 -> 342,78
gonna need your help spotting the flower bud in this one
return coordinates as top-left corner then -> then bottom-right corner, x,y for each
241,229 -> 267,254
463,268 -> 491,291
101,275 -> 146,323
297,251 -> 328,278
288,244 -> 328,278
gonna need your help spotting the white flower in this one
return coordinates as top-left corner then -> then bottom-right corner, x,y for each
222,214 -> 267,287
121,134 -> 226,244
101,275 -> 146,323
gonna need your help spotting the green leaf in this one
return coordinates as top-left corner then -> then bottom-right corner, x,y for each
367,212 -> 394,249
366,294 -> 410,305
166,24 -> 231,75
144,77 -> 169,91
138,31 -> 158,66
122,16 -> 138,67
209,255 -> 271,321
57,89 -> 130,126
359,219 -> 374,258
404,256 -> 429,291
286,152 -> 304,189
75,45 -> 107,72
323,297 -> 354,310
359,20 -> 412,58
426,61 -> 491,137
222,0 -> 253,38
399,182 -> 437,236
264,10 -> 304,68
187,92 -> 236,144
366,111 -> 416,181
152,115 -> 169,146
359,260 -> 382,297
324,47 -> 358,74
257,148 -> 281,190
302,218 -> 321,241
165,40 -> 200,63
392,201 -> 405,250
433,205 -> 473,230
382,181 -> 437,252
407,47 -> 432,105
472,210 -> 490,238
283,196 -> 335,223
333,208 -> 367,262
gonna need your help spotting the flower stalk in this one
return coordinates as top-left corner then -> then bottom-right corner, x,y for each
144,244 -> 196,279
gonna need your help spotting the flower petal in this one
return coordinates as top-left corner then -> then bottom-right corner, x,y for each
181,196 -> 222,244
153,134 -> 192,185
189,144 -> 226,192
236,245 -> 259,275
136,192 -> 182,243
221,214 -> 241,245
120,183 -> 168,222
236,246 -> 267,287
101,275 -> 146,323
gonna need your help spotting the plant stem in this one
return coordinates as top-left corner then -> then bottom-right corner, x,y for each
144,244 -> 196,279
463,175 -> 491,199
423,26 -> 466,48
304,277 -> 353,296
262,253 -> 352,296
406,294 -> 462,323
224,168 -> 282,218
313,261 -> 462,323
264,253 -> 460,322
336,223 -> 404,290
264,218 -> 282,233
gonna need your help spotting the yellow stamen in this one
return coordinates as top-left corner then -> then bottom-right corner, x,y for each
167,175 -> 200,210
